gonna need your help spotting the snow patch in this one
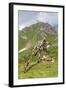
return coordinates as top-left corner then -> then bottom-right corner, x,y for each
18,48 -> 28,53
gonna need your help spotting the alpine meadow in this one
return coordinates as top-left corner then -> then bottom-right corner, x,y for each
18,21 -> 58,79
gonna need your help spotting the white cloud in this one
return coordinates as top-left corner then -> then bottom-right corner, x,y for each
37,12 -> 48,23
37,12 -> 58,26
19,25 -> 26,30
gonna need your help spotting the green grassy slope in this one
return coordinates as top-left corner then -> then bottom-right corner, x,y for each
18,22 -> 58,79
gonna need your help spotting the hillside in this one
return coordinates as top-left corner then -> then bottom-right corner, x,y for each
18,22 -> 58,79
18,22 -> 57,50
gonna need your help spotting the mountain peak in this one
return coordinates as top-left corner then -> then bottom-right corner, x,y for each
20,22 -> 57,35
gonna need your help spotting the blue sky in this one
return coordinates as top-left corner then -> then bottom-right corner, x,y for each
18,10 -> 58,30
